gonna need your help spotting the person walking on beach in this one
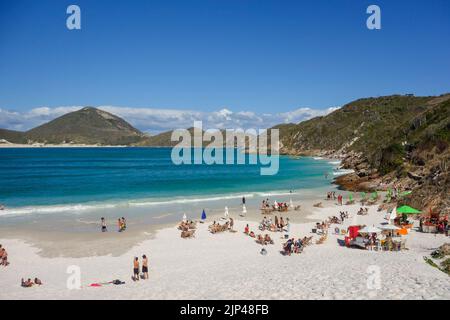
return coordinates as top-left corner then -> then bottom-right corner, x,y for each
101,217 -> 107,232
122,217 -> 127,230
242,197 -> 246,205
142,255 -> 149,280
133,257 -> 140,281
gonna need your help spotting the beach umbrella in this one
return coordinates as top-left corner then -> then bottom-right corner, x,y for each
224,206 -> 229,218
274,201 -> 279,209
388,207 -> 397,222
201,209 -> 206,221
242,205 -> 247,214
349,193 -> 354,202
358,226 -> 382,234
182,213 -> 187,222
397,205 -> 421,214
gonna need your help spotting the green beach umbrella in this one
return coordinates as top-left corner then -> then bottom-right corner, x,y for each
396,205 -> 421,214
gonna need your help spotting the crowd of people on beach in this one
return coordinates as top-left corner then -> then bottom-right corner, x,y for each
209,218 -> 234,234
0,244 -> 9,266
261,199 -> 289,212
282,236 -> 313,255
326,191 -> 346,205
259,216 -> 290,232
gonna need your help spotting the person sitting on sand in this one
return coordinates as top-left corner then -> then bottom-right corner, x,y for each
249,231 -> 255,238
244,224 -> 249,234
264,234 -> 273,244
133,257 -> 140,281
21,278 -> 33,287
283,239 -> 293,256
142,255 -> 149,280
257,234 -> 264,245
34,278 -> 43,285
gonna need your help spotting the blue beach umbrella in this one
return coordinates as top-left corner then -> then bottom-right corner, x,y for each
201,209 -> 207,220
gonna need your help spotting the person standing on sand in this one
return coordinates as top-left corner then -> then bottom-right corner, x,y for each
242,197 -> 246,205
101,217 -> 107,232
142,255 -> 149,279
133,257 -> 140,281
229,217 -> 234,230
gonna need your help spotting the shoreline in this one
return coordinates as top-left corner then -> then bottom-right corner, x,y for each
0,197 -> 327,258
1,201 -> 449,300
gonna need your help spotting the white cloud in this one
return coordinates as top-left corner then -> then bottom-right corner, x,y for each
0,105 -> 340,133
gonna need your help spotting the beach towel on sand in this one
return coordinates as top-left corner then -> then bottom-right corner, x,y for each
89,283 -> 102,287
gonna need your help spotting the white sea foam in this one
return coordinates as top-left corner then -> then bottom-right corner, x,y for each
0,190 -> 299,217
332,169 -> 355,176
328,160 -> 341,165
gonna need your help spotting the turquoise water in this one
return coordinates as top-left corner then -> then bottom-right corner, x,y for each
0,148 -> 339,215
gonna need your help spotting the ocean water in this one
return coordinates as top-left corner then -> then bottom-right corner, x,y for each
0,148 -> 341,217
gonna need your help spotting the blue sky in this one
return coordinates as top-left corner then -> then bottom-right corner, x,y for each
0,0 -> 449,132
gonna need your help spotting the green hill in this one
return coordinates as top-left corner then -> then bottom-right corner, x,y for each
0,129 -> 27,144
277,94 -> 450,213
6,107 -> 145,145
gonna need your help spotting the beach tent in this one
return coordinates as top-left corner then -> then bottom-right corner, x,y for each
201,209 -> 207,221
224,206 -> 229,218
358,226 -> 382,234
397,205 -> 421,214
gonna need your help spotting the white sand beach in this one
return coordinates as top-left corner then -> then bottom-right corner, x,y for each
0,203 -> 449,300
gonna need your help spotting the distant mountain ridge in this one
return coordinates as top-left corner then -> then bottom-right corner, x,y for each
0,107 -> 146,145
